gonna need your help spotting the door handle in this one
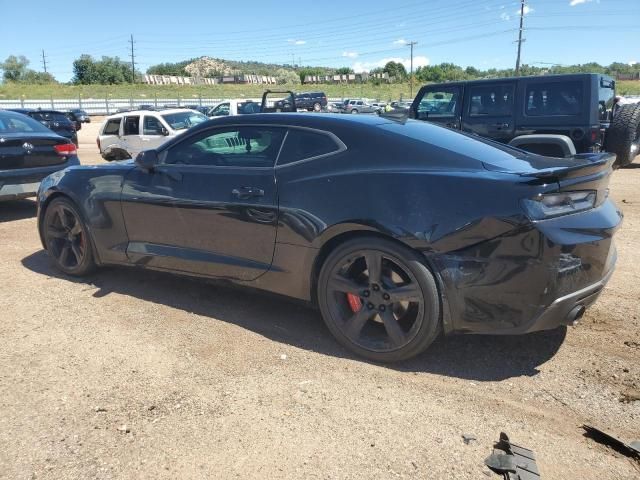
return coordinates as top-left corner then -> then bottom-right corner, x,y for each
494,123 -> 510,128
232,186 -> 264,199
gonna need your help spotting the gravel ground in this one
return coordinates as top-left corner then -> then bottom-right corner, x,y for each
0,119 -> 639,479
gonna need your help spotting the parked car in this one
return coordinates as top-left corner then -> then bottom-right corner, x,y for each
0,110 -> 79,201
37,113 -> 620,362
292,92 -> 328,112
410,73 -> 640,167
97,108 -> 208,160
343,99 -> 378,114
9,109 -> 78,146
67,109 -> 90,123
207,100 -> 262,117
327,101 -> 345,113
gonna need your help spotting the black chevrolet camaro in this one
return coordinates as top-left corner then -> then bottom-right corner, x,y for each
36,113 -> 622,361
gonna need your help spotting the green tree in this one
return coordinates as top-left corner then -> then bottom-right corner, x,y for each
335,67 -> 355,75
22,70 -> 56,84
72,55 -> 137,84
0,55 -> 30,82
383,61 -> 407,81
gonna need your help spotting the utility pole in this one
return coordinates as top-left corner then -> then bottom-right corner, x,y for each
129,34 -> 136,84
515,0 -> 526,75
41,49 -> 48,73
407,41 -> 418,98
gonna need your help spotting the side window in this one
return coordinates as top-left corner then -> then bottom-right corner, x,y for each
102,118 -> 121,135
525,81 -> 583,116
143,116 -> 163,135
416,87 -> 461,120
165,126 -> 285,167
356,101 -> 363,106
123,116 -> 140,135
277,128 -> 342,166
211,103 -> 230,116
467,84 -> 514,117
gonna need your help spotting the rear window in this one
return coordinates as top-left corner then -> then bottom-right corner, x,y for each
0,113 -> 50,133
123,116 -> 140,135
102,118 -> 121,135
30,112 -> 70,123
525,81 -> 582,116
277,128 -> 342,165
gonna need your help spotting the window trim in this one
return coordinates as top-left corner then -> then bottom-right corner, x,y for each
275,126 -> 347,168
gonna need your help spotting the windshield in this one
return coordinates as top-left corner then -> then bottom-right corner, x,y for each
161,111 -> 208,131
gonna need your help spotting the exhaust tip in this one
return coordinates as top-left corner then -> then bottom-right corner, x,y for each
566,305 -> 586,325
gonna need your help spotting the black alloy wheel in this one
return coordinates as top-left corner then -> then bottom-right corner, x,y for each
318,237 -> 440,362
43,198 -> 96,276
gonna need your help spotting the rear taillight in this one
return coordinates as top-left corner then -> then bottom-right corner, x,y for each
54,143 -> 77,156
521,191 -> 596,220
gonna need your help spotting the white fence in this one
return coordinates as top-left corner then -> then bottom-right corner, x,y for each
0,98 -> 236,115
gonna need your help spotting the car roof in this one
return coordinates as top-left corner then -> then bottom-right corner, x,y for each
420,73 -> 614,89
105,108 -> 197,119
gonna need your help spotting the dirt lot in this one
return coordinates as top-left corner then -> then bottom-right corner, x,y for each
0,119 -> 639,480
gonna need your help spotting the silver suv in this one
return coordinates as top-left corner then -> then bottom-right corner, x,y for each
343,99 -> 378,114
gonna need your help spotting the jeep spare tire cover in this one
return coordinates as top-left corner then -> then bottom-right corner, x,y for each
605,103 -> 640,168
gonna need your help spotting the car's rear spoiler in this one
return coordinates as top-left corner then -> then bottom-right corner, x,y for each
517,152 -> 616,180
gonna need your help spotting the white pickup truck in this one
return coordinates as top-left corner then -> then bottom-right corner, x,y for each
207,99 -> 262,117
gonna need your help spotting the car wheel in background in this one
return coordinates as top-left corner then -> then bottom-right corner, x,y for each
43,197 -> 96,276
313,102 -> 322,112
350,109 -> 359,114
318,237 -> 441,362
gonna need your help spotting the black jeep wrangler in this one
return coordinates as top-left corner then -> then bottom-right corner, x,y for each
409,73 -> 640,167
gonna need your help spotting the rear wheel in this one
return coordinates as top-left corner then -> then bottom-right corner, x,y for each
318,237 -> 441,362
350,109 -> 359,114
605,103 -> 640,168
313,102 -> 322,112
43,197 -> 96,276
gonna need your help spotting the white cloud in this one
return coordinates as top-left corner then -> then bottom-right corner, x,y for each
287,39 -> 306,45
523,5 -> 533,14
392,38 -> 407,45
352,56 -> 430,73
570,0 -> 598,6
629,61 -> 638,66
500,11 -> 511,21
342,51 -> 358,58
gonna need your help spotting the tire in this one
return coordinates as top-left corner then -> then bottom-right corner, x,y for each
318,237 -> 441,362
313,102 -> 322,112
605,103 -> 640,168
350,109 -> 359,114
42,197 -> 96,276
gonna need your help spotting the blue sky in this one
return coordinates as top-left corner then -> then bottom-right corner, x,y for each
0,0 -> 638,82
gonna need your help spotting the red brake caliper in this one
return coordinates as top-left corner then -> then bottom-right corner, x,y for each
347,293 -> 362,312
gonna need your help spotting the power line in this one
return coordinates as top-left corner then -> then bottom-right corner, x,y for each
515,0 -> 526,75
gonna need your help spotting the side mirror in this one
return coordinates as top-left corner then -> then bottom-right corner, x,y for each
160,126 -> 169,136
135,149 -> 159,172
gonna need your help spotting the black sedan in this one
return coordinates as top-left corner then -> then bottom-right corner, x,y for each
0,110 -> 80,201
9,109 -> 78,146
36,114 -> 621,362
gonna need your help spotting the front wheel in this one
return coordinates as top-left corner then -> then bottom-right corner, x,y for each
43,197 -> 96,276
318,237 -> 441,362
313,102 -> 322,112
350,109 -> 359,114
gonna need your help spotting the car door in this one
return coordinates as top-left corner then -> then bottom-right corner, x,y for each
413,85 -> 463,128
141,114 -> 169,150
120,124 -> 286,281
209,103 -> 230,117
461,82 -> 516,142
121,115 -> 143,156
